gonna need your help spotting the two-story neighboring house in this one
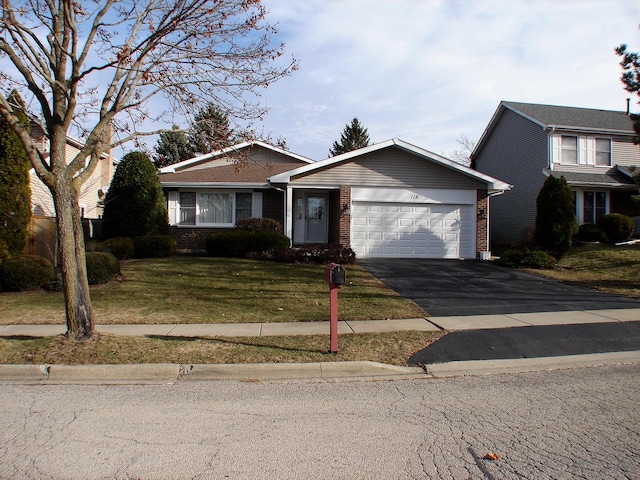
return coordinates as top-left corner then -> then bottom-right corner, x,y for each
471,101 -> 640,247
25,123 -> 117,263
29,123 -> 116,220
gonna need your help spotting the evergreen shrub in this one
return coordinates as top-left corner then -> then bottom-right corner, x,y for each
235,217 -> 282,232
574,224 -> 606,243
273,244 -> 357,265
0,240 -> 10,263
0,255 -> 55,291
497,248 -> 557,269
86,252 -> 120,285
101,237 -> 135,260
134,235 -> 177,258
206,230 -> 290,258
534,176 -> 578,259
597,213 -> 634,243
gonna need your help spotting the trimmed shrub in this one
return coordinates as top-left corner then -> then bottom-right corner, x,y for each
101,237 -> 135,260
86,252 -> 120,285
574,224 -> 606,243
273,244 -> 357,265
236,217 -> 282,233
206,230 -> 290,258
0,255 -> 55,291
248,231 -> 290,254
134,235 -> 177,258
497,248 -> 557,269
597,213 -> 634,243
206,231 -> 251,257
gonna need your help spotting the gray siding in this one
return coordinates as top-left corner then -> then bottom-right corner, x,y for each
474,108 -> 548,246
612,138 -> 640,167
290,146 -> 484,190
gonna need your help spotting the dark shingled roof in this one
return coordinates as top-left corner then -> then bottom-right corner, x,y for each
503,101 -> 635,133
550,167 -> 638,189
159,160 -> 305,184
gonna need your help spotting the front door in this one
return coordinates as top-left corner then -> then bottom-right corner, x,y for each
305,195 -> 328,243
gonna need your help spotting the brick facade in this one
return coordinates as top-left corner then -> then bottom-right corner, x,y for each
476,190 -> 489,255
167,188 -> 285,252
339,185 -> 351,248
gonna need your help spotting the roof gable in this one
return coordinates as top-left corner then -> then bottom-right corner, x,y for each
158,141 -> 314,187
269,138 -> 511,192
159,141 -> 313,173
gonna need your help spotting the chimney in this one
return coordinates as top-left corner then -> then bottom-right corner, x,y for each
627,98 -> 631,115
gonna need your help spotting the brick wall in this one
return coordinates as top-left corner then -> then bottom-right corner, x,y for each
476,190 -> 489,255
339,185 -> 351,248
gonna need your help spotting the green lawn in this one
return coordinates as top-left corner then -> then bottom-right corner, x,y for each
2,246 -> 638,366
530,243 -> 640,299
0,257 -> 428,325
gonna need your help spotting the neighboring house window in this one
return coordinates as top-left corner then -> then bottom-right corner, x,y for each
595,138 -> 611,166
179,192 -> 196,225
176,191 -> 255,226
561,136 -> 578,164
582,191 -> 607,224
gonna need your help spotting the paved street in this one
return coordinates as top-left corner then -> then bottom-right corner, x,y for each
2,364 -> 639,479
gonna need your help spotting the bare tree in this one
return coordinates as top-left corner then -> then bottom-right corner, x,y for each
448,134 -> 476,167
0,0 -> 296,339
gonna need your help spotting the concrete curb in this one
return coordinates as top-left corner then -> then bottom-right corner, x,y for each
1,352 -> 638,385
181,361 -> 426,382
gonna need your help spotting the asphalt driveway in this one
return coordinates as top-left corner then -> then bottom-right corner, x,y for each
359,258 -> 640,317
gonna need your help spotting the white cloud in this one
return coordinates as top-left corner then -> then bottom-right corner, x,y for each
260,0 -> 640,159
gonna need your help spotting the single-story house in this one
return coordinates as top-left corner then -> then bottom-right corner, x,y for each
471,101 -> 640,246
160,139 -> 511,259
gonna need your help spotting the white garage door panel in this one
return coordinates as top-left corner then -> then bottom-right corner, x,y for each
351,202 -> 473,259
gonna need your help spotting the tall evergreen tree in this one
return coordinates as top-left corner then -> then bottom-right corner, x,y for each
0,91 -> 32,256
153,127 -> 195,168
616,42 -> 640,142
329,118 -> 371,157
102,151 -> 168,239
534,175 -> 578,259
188,104 -> 234,155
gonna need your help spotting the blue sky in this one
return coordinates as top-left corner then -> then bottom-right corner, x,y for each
257,0 -> 640,160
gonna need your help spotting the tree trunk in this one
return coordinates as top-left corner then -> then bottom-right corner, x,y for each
52,179 -> 94,339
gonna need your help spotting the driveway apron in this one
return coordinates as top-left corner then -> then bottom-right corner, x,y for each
358,258 -> 640,317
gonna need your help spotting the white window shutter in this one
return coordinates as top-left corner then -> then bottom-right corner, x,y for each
168,191 -> 178,225
252,192 -> 263,218
552,135 -> 560,163
585,137 -> 595,165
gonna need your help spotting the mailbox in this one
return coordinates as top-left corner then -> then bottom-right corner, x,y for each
324,263 -> 346,287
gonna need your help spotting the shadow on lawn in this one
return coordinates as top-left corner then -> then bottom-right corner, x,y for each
146,335 -> 328,355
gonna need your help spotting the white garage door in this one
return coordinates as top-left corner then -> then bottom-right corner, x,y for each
351,202 -> 474,259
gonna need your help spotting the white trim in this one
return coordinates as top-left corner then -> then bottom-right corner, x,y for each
352,187 -> 476,205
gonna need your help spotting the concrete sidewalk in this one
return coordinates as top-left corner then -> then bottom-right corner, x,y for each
1,307 -> 639,338
2,308 -> 639,384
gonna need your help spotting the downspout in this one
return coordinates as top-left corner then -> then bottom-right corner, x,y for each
483,189 -> 506,259
547,126 -> 555,171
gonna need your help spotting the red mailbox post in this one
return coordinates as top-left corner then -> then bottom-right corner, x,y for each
324,263 -> 346,354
